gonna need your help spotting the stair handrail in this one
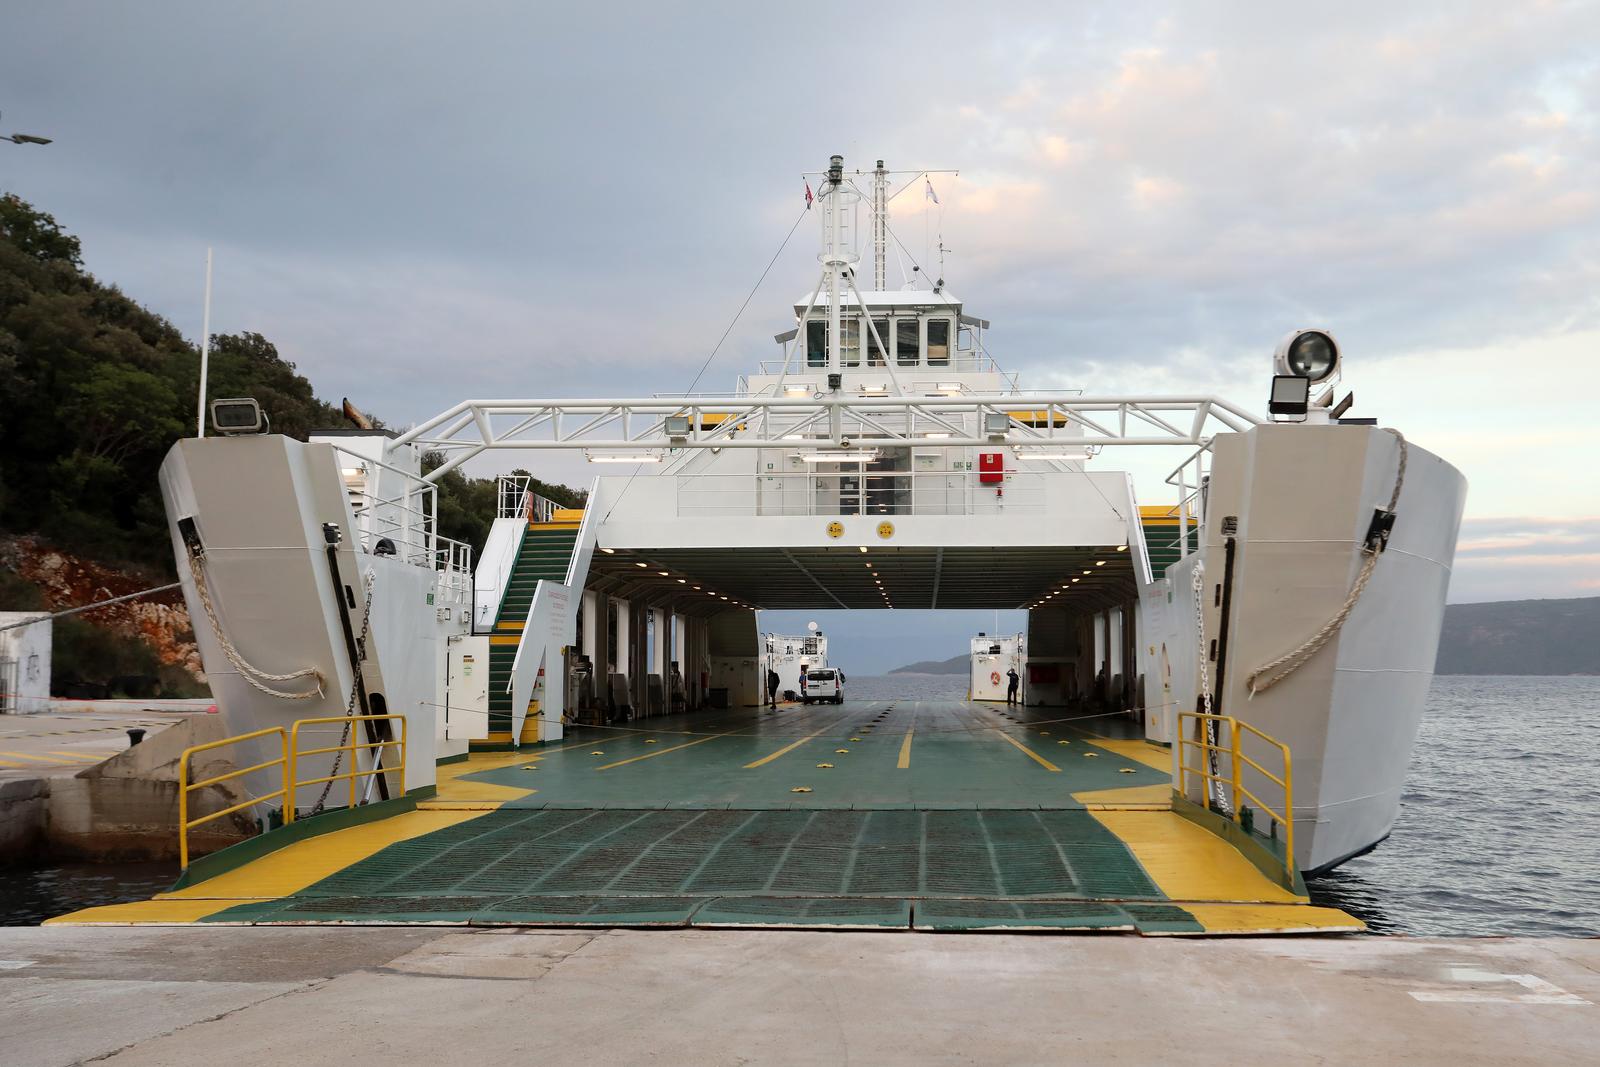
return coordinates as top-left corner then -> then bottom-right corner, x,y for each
503,496 -> 593,741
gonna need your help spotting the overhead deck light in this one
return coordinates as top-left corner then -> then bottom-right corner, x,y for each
658,570 -> 670,576
600,547 -> 616,554
1117,544 -> 1128,552
587,453 -> 661,463
635,562 -> 649,568
1096,560 -> 1107,567
859,547 -> 869,554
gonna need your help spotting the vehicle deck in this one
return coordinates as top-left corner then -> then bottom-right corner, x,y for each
52,700 -> 1361,935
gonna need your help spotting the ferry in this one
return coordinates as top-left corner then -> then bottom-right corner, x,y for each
53,155 -> 1466,934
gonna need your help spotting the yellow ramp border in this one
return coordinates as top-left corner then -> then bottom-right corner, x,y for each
1176,904 -> 1365,936
1090,808 -> 1304,905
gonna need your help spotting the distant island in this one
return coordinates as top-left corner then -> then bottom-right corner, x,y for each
889,655 -> 969,676
888,597 -> 1599,677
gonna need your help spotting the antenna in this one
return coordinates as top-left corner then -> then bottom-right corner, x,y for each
196,248 -> 213,437
872,160 -> 888,292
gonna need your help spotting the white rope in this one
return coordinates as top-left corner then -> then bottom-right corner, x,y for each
186,549 -> 325,700
1245,428 -> 1408,696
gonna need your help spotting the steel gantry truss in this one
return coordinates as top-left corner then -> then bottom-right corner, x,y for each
395,395 -> 1263,482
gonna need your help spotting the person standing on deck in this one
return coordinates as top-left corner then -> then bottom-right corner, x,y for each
798,664 -> 808,700
1006,667 -> 1021,706
766,668 -> 780,707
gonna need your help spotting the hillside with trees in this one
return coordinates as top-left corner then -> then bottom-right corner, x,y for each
0,193 -> 581,695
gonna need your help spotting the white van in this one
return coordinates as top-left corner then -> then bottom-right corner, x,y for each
803,668 -> 843,704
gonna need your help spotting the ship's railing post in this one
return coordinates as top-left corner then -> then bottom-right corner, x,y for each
178,727 -> 289,870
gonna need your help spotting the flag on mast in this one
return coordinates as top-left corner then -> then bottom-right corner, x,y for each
925,178 -> 940,205
804,181 -> 813,209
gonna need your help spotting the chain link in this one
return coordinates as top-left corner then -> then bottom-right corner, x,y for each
309,573 -> 376,816
1190,561 -> 1228,814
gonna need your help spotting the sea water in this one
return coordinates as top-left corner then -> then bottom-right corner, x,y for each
4,676 -> 1595,933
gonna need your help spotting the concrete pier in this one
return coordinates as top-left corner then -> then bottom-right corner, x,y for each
1,927 -> 1595,1065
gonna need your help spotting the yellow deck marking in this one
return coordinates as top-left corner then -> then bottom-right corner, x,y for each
46,898 -> 277,925
596,733 -> 728,771
745,732 -> 825,769
0,759 -> 29,768
993,731 -> 1061,772
897,728 -> 914,769
489,635 -> 520,646
1180,904 -> 1365,935
1071,735 -> 1171,771
0,750 -> 85,764
1089,809 -> 1303,904
1073,783 -> 1171,808
158,809 -> 489,901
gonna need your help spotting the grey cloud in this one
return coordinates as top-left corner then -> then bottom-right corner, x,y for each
3,1 -> 1595,431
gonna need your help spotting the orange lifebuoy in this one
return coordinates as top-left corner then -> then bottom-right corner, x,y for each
990,671 -> 1001,686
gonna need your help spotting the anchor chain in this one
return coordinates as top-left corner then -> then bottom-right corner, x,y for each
309,573 -> 376,816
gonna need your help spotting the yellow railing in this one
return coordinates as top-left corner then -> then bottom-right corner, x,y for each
288,714 -> 407,813
1176,712 -> 1295,870
177,714 -> 407,868
178,726 -> 289,869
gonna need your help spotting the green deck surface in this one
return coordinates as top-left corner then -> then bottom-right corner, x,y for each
194,700 -> 1199,930
466,700 -> 1167,808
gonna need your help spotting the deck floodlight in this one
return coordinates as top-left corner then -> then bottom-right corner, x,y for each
1268,375 -> 1312,418
211,397 -> 268,436
1274,328 -> 1340,384
664,415 -> 691,441
984,412 -> 1011,440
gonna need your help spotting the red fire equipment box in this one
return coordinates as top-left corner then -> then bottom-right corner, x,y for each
978,452 -> 1004,484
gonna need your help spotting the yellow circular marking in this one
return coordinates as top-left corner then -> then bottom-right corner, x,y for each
791,787 -> 812,793
850,737 -> 862,742
590,751 -> 605,756
1083,752 -> 1098,758
816,763 -> 834,769
1118,767 -> 1137,774
826,521 -> 844,539
644,739 -> 658,744
877,521 -> 895,539
835,748 -> 850,754
1057,740 -> 1071,745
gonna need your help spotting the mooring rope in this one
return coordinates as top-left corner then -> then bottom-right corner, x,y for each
1245,427 -> 1408,696
185,548 -> 325,700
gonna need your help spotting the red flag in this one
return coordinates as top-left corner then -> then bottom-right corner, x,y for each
804,181 -> 813,209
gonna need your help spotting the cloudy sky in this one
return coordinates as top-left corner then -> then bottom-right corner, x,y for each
5,2 -> 1596,667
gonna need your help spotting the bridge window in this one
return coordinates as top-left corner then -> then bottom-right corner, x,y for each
927,319 -> 951,365
867,319 -> 888,365
841,318 -> 861,367
806,321 -> 828,367
895,318 -> 920,366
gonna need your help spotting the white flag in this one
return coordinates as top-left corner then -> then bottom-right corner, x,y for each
925,178 -> 940,204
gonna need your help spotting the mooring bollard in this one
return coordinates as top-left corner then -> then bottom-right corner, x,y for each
127,728 -> 146,746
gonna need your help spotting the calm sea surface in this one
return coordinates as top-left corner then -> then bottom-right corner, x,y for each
4,675 -> 1596,933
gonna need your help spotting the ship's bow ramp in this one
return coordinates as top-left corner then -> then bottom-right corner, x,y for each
54,702 -> 1358,934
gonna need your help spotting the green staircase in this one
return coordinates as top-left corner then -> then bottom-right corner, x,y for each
1139,514 -> 1199,580
484,523 -> 581,740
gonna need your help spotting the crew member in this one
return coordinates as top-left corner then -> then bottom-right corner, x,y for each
798,664 -> 808,700
766,668 -> 780,707
1006,667 -> 1021,706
